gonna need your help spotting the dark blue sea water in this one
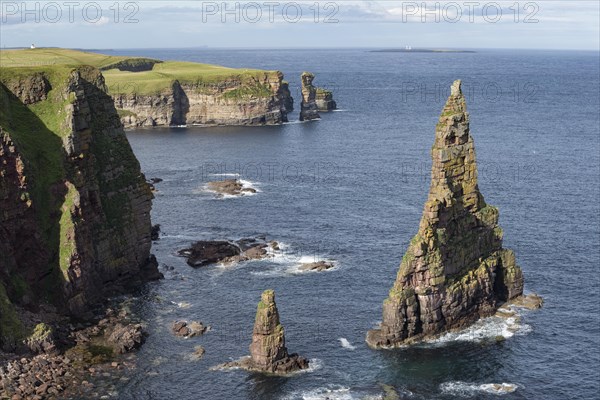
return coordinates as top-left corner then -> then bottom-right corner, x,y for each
100,48 -> 598,399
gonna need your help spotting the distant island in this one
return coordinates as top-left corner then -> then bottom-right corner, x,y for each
371,48 -> 476,53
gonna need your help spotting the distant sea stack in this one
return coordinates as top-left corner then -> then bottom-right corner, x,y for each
315,87 -> 337,112
219,290 -> 308,374
366,80 -> 524,348
299,72 -> 320,121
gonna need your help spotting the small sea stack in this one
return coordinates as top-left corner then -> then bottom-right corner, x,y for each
315,87 -> 337,112
299,72 -> 320,121
218,290 -> 308,374
367,80 -> 528,348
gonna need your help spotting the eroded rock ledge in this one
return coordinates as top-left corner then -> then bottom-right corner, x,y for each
367,80 -> 527,348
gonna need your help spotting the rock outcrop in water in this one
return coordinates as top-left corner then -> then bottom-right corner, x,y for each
366,80 -> 524,348
206,178 -> 257,197
178,238 -> 277,267
217,290 -> 308,374
315,87 -> 337,112
299,72 -> 320,121
114,71 -> 292,128
0,65 -> 161,350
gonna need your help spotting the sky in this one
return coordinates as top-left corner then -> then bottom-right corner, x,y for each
0,1 -> 599,50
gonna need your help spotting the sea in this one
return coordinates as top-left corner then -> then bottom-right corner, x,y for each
91,48 -> 599,399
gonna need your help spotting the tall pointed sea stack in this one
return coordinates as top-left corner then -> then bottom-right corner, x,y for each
218,290 -> 309,373
366,80 -> 524,348
249,290 -> 309,373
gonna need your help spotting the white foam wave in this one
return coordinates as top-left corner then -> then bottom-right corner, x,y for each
339,338 -> 356,350
291,358 -> 323,375
440,381 -> 519,397
283,383 -> 387,400
424,311 -> 531,345
250,254 -> 339,277
283,385 -> 352,400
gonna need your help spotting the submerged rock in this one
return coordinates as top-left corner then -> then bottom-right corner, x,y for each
299,261 -> 335,272
192,345 -> 206,360
367,80 -> 525,348
206,179 -> 257,197
218,290 -> 308,374
299,72 -> 320,121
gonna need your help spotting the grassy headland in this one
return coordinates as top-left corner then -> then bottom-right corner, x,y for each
0,48 -> 276,95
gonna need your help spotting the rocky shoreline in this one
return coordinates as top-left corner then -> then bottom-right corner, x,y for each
0,305 -> 146,400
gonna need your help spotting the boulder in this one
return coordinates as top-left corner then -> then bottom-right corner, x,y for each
105,323 -> 144,354
171,321 -> 208,338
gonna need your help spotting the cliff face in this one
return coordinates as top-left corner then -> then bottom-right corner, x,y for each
367,80 -> 524,348
299,72 -> 320,121
113,71 -> 292,128
0,65 -> 159,348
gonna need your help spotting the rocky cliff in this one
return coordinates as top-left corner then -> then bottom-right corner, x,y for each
113,71 -> 292,128
366,80 -> 524,348
299,72 -> 320,121
0,65 -> 160,350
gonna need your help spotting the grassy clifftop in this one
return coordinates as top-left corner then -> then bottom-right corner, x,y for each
0,48 -> 278,95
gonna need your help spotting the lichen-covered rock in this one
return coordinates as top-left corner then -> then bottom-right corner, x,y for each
315,87 -> 337,112
299,72 -> 320,121
113,71 -> 291,128
24,323 -> 56,354
367,80 -> 524,348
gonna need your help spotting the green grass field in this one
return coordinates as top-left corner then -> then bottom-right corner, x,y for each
0,48 -> 275,95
